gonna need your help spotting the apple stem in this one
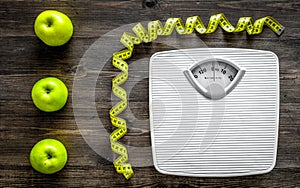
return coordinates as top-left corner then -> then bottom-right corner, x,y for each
46,18 -> 53,27
47,154 -> 52,159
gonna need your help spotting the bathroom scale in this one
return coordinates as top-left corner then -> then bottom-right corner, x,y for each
149,48 -> 279,177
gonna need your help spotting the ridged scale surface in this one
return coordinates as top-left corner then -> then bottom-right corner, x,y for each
149,48 -> 279,177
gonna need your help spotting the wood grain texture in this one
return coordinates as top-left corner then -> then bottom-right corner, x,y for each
0,0 -> 299,187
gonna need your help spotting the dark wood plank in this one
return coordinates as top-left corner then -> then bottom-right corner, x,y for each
0,0 -> 299,187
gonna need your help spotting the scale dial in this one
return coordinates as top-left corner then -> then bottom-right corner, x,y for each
184,58 -> 245,100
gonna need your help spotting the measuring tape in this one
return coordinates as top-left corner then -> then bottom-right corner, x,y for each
109,13 -> 284,179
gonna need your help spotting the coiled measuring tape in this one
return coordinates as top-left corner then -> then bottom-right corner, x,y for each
109,13 -> 284,179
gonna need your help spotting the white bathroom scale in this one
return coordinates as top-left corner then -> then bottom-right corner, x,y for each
149,48 -> 279,177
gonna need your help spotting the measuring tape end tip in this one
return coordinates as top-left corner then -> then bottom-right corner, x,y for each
276,26 -> 285,36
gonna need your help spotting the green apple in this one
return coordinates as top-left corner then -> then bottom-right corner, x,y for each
34,10 -> 73,46
30,139 -> 68,174
31,77 -> 68,112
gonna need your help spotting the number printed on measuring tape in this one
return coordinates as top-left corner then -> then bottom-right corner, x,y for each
109,13 -> 284,179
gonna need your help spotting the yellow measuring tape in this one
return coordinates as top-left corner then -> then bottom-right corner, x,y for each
109,13 -> 284,179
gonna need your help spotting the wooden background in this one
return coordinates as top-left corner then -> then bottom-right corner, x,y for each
0,0 -> 299,187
